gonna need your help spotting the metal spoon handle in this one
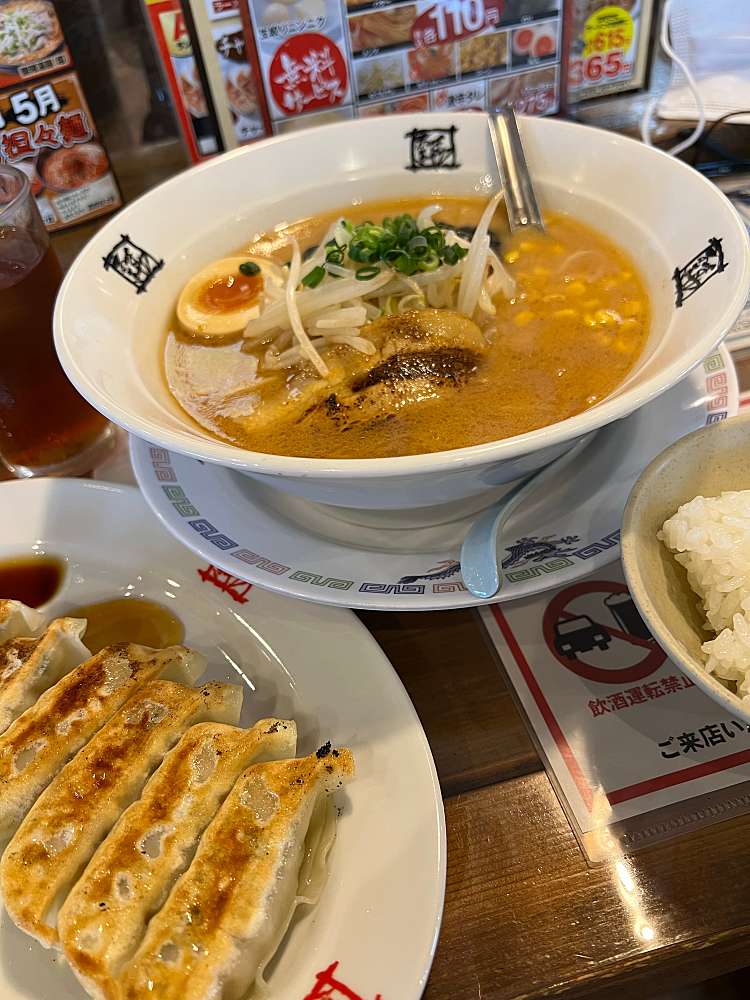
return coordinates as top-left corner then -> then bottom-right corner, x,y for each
490,109 -> 544,233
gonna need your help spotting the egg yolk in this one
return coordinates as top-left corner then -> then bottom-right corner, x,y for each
198,271 -> 262,313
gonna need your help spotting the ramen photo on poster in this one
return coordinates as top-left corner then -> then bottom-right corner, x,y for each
0,71 -> 121,230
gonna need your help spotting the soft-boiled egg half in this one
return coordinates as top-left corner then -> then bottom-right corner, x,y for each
177,256 -> 282,338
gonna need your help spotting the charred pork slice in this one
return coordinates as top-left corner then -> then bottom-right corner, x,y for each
310,309 -> 488,429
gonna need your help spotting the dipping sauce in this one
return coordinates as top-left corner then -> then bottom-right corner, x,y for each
0,556 -> 63,607
64,598 -> 184,654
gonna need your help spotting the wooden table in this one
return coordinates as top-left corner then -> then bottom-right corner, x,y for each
51,141 -> 750,1000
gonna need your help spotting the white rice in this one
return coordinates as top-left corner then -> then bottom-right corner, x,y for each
659,491 -> 750,703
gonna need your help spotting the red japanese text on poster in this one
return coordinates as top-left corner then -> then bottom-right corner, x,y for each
0,0 -> 73,89
0,72 -> 121,230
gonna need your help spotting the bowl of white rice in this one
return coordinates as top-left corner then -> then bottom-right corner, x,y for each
622,410 -> 750,719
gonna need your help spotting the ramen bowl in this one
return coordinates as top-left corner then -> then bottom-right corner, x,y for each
54,113 -> 750,511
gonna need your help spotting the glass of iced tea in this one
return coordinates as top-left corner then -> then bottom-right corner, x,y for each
0,163 -> 115,477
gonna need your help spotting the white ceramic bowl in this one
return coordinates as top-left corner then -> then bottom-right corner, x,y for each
621,411 -> 750,722
54,113 -> 750,510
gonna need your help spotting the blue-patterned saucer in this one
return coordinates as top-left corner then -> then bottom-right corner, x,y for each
131,347 -> 736,612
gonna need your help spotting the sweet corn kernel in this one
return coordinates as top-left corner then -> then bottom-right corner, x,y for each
552,308 -> 577,319
550,242 -> 565,255
599,277 -> 617,291
620,270 -> 633,280
520,240 -> 537,252
566,280 -> 586,297
620,318 -> 641,336
583,313 -> 596,327
514,310 -> 535,326
504,249 -> 521,264
583,299 -> 600,311
595,308 -> 621,325
542,293 -> 566,303
622,299 -> 642,317
533,266 -> 550,277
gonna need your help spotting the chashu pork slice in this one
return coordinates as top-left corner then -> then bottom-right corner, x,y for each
0,644 -> 206,850
118,746 -> 354,1000
1,680 -> 243,948
0,600 -> 46,643
0,617 -> 90,736
59,718 -> 297,999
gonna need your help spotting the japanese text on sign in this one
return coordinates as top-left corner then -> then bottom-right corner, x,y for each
412,0 -> 502,48
588,674 -> 694,717
659,721 -> 750,759
1,108 -> 92,162
269,34 -> 347,114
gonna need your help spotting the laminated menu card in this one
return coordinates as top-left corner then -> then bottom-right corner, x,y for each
0,70 -> 121,230
239,0 -> 565,133
481,563 -> 750,860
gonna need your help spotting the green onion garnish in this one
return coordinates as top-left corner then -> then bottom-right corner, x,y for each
341,213 -> 468,277
239,261 -> 261,276
301,265 -> 326,288
356,265 -> 381,281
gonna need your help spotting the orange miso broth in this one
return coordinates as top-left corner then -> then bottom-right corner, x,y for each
165,197 -> 649,459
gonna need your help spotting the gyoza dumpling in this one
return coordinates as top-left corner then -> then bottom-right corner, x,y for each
0,617 -> 90,735
0,600 -> 45,643
118,746 -> 354,1000
0,644 -> 205,849
59,718 -> 297,999
0,680 -> 243,948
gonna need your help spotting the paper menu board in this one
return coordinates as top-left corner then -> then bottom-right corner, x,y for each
0,0 -> 72,89
243,0 -> 353,126
145,0 -> 221,161
0,71 -> 121,231
241,0 -> 562,132
565,0 -> 654,103
199,0 -> 269,144
481,563 -> 750,855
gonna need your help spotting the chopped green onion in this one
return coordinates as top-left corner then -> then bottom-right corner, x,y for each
418,250 -> 440,272
301,265 -> 326,288
329,212 -> 471,276
443,244 -> 469,266
325,242 -> 345,265
355,265 -> 381,281
392,255 -> 418,276
239,261 -> 261,276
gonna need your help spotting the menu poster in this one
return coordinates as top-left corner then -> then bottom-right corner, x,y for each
145,0 -> 221,161
241,0 -> 562,131
349,0 -> 562,118
199,0 -> 269,144
564,0 -> 654,104
241,0 -> 354,131
0,71 -> 121,230
0,0 -> 73,89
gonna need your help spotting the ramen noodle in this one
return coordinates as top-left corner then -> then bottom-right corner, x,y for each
164,196 -> 651,460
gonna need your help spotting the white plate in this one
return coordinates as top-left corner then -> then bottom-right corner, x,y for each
0,479 -> 445,1000
131,347 -> 737,612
